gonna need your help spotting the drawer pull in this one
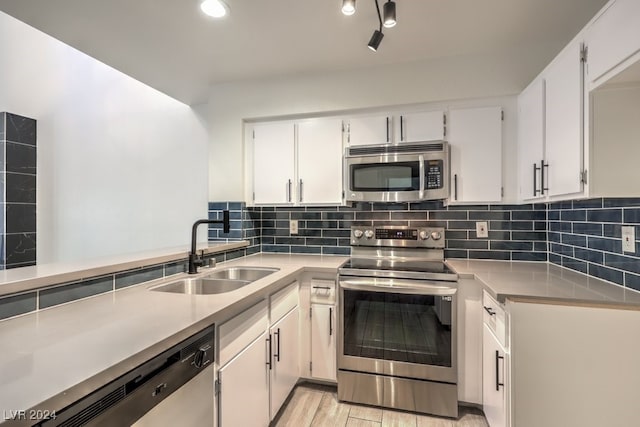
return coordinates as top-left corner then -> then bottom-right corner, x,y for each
312,286 -> 332,290
484,306 -> 496,316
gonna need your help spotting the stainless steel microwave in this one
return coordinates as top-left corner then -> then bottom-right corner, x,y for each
344,141 -> 449,202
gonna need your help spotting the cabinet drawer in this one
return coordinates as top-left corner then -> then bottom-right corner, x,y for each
271,281 -> 299,322
219,299 -> 268,367
483,290 -> 507,348
310,278 -> 336,304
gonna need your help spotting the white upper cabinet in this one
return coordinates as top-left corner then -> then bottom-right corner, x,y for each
448,107 -> 503,203
250,118 -> 343,206
396,111 -> 445,143
346,114 -> 391,146
585,0 -> 640,88
544,41 -> 584,197
517,79 -> 545,200
297,119 -> 344,205
252,122 -> 296,205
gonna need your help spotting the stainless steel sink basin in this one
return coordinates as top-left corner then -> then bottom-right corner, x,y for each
150,267 -> 279,295
202,267 -> 280,282
151,278 -> 252,295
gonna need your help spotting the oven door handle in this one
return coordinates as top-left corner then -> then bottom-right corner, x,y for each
339,279 -> 457,296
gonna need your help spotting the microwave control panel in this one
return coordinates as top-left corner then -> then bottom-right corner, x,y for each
425,160 -> 444,189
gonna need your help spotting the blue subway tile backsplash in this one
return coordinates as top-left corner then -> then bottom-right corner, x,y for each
208,197 -> 640,294
209,201 -> 548,262
548,198 -> 640,290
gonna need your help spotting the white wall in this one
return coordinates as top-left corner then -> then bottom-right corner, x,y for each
0,12 -> 209,264
206,44 -> 556,201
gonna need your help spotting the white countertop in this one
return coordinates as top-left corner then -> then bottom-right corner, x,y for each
447,259 -> 640,308
3,253 -> 640,423
0,241 -> 249,297
0,253 -> 346,423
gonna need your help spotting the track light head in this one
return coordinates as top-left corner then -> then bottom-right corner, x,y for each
383,1 -> 396,28
342,0 -> 356,16
367,29 -> 384,52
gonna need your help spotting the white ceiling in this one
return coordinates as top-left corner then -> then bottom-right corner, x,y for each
0,0 -> 608,105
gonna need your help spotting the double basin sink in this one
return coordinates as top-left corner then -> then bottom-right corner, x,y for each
150,267 -> 280,295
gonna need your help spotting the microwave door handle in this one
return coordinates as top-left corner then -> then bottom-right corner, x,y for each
419,155 -> 425,198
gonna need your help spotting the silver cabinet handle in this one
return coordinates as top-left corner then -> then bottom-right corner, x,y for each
274,328 -> 281,362
541,160 -> 549,195
299,179 -> 303,203
496,350 -> 505,391
454,174 -> 458,200
400,115 -> 404,141
533,163 -> 541,196
286,179 -> 292,202
266,335 -> 272,370
329,307 -> 333,336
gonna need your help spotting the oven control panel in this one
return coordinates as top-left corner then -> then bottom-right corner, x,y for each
350,226 -> 445,248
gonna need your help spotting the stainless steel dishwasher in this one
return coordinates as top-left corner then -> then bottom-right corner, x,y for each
40,326 -> 214,427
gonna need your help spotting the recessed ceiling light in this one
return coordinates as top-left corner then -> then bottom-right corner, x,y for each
200,0 -> 228,18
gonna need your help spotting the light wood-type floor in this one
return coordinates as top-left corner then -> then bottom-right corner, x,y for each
273,383 -> 489,427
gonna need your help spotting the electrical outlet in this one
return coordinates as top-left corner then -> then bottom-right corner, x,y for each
622,226 -> 635,253
476,221 -> 489,238
290,219 -> 299,235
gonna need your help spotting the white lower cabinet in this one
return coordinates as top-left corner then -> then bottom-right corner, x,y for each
218,331 -> 270,427
482,324 -> 509,427
269,307 -> 300,420
310,303 -> 336,381
217,282 -> 300,427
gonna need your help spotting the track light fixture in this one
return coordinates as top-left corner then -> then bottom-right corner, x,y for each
342,0 -> 356,16
383,1 -> 396,28
367,0 -> 385,52
368,29 -> 384,51
342,0 -> 397,52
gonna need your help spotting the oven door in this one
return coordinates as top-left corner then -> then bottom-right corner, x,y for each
338,277 -> 457,384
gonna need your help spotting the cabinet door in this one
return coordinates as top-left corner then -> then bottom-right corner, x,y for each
397,111 -> 445,143
270,307 -> 300,420
347,115 -> 391,146
517,79 -> 545,201
544,41 -> 584,197
586,0 -> 640,86
219,331 -> 270,427
483,324 -> 508,427
310,304 -> 337,382
448,107 -> 503,203
297,119 -> 344,205
253,122 -> 295,204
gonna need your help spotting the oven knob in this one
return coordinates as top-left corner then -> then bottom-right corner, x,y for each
419,231 -> 430,240
364,230 -> 374,239
431,231 -> 442,240
353,229 -> 364,238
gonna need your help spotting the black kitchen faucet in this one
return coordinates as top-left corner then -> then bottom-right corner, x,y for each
188,210 -> 230,274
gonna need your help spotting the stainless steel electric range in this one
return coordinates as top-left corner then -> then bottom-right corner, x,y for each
337,225 -> 459,418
